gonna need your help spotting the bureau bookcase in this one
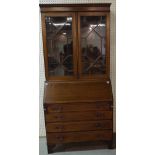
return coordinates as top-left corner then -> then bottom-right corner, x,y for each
40,3 -> 113,153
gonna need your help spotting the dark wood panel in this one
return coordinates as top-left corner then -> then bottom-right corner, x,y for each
44,81 -> 113,103
46,120 -> 112,132
44,102 -> 112,113
45,111 -> 112,122
47,130 -> 112,144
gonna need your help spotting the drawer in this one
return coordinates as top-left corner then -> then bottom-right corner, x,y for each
44,102 -> 112,113
45,111 -> 112,122
47,130 -> 113,144
46,120 -> 112,132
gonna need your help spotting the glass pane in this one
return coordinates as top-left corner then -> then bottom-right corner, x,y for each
45,16 -> 73,76
80,16 -> 106,75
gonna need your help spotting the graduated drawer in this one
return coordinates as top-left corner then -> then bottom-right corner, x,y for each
44,102 -> 112,113
46,120 -> 112,132
45,111 -> 112,122
47,130 -> 113,144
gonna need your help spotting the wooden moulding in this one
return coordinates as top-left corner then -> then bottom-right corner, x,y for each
39,3 -> 111,12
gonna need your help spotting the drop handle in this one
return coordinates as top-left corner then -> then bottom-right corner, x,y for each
52,105 -> 63,112
96,134 -> 105,139
95,123 -> 103,128
55,115 -> 64,120
56,125 -> 64,130
58,106 -> 63,111
59,115 -> 64,119
56,136 -> 64,141
96,112 -> 104,118
95,103 -> 102,108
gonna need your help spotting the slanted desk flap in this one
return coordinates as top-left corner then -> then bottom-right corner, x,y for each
44,81 -> 113,103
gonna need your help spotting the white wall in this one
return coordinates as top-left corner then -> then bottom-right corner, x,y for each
39,0 -> 116,137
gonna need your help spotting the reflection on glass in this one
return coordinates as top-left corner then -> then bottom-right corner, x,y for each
80,16 -> 106,75
45,16 -> 73,76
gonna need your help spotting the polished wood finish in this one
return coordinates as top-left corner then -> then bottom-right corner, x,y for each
45,111 -> 112,122
44,81 -> 113,103
46,120 -> 112,132
44,102 -> 112,113
40,3 -> 113,153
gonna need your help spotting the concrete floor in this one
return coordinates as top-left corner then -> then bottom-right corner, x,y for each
39,137 -> 116,155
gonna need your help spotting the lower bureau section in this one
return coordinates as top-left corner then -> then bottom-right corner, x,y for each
47,130 -> 113,144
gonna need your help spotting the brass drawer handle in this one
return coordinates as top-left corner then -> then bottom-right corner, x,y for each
96,112 -> 104,118
56,106 -> 63,112
55,115 -> 65,120
95,123 -> 103,128
95,103 -> 102,108
96,134 -> 105,139
56,125 -> 64,130
56,136 -> 64,141
52,105 -> 63,112
58,106 -> 63,112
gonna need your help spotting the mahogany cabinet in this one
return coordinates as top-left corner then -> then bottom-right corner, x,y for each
40,3 -> 113,153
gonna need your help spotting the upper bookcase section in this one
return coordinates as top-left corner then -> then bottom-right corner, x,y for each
40,4 -> 111,81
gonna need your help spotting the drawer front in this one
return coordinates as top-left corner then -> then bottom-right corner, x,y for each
47,130 -> 113,144
46,120 -> 112,132
44,102 -> 112,113
45,111 -> 112,122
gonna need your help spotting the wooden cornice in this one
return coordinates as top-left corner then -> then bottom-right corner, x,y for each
39,3 -> 111,12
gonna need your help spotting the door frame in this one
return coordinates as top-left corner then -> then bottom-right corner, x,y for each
77,12 -> 110,80
41,12 -> 78,81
